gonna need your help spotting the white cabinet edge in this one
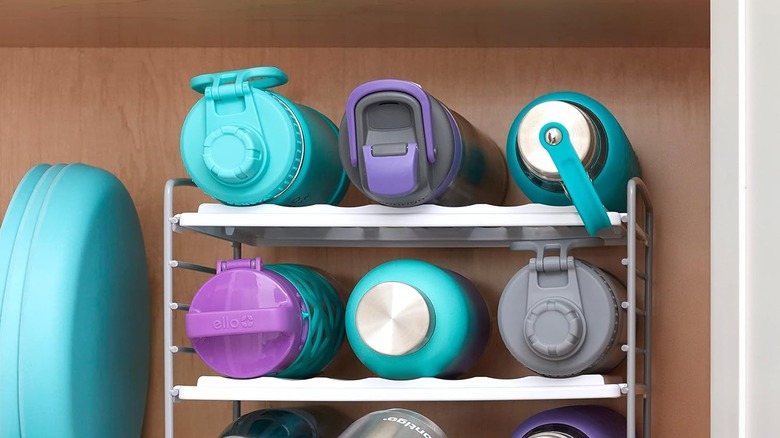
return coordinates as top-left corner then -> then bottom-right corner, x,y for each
711,0 -> 745,436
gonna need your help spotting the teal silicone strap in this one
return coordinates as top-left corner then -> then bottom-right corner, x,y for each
539,122 -> 611,235
190,66 -> 288,94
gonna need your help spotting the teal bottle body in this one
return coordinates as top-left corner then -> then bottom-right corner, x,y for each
265,264 -> 346,378
181,66 -> 349,206
220,409 -> 320,437
345,260 -> 490,380
221,407 -> 351,438
506,92 -> 640,233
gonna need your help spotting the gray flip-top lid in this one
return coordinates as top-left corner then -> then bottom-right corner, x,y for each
498,259 -> 625,377
339,88 -> 458,207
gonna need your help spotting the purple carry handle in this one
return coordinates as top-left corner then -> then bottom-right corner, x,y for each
185,307 -> 299,339
218,257 -> 263,273
362,144 -> 419,197
346,79 -> 436,167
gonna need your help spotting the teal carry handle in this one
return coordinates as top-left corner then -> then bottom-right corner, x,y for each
190,66 -> 288,94
539,122 -> 611,235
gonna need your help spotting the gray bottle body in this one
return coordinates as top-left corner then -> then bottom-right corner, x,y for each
338,408 -> 447,438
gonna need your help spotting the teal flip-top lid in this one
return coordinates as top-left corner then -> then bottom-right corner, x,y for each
0,163 -> 150,438
0,164 -> 63,436
181,67 -> 305,205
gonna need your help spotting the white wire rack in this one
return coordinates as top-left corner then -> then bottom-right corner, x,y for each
163,178 -> 653,438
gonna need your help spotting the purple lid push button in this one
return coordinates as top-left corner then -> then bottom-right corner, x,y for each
362,143 -> 419,197
346,80 -> 436,168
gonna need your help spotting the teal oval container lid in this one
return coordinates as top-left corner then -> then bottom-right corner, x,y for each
0,163 -> 66,436
8,164 -> 150,438
181,67 -> 304,205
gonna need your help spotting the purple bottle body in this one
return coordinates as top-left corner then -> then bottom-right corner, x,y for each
512,406 -> 627,438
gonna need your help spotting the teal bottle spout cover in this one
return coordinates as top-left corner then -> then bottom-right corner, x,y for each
538,122 -> 611,235
202,125 -> 268,185
181,66 -> 349,206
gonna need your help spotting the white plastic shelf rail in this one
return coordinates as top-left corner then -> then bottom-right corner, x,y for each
174,203 -> 627,247
174,375 -> 633,402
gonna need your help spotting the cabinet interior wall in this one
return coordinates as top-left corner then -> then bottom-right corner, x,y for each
0,47 -> 710,437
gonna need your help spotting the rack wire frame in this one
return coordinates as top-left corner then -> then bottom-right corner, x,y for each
162,177 -> 653,438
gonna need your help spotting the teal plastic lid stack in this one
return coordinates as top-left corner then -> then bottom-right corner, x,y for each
181,66 -> 349,207
0,163 -> 150,438
0,164 -> 62,437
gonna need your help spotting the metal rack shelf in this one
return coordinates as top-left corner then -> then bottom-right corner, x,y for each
163,177 -> 653,438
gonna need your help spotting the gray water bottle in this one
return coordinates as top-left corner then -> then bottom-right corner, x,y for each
338,408 -> 447,438
498,258 -> 627,377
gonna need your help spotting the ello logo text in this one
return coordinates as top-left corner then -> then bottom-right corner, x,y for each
212,315 -> 254,330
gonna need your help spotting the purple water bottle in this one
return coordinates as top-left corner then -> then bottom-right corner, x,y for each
511,406 -> 627,438
338,79 -> 507,207
185,258 -> 345,379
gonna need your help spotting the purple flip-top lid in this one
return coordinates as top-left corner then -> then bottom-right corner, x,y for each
185,258 -> 308,379
345,79 -> 437,167
511,405 -> 627,438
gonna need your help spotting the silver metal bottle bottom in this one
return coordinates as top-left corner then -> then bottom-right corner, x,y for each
354,282 -> 433,356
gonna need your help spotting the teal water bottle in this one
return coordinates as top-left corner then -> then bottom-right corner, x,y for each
181,66 -> 349,206
345,260 -> 490,380
506,92 -> 641,235
221,407 -> 351,438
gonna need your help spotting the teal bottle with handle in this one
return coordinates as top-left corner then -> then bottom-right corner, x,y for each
506,92 -> 641,235
181,66 -> 349,206
345,260 -> 490,380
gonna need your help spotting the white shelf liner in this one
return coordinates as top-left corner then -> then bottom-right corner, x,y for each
175,375 -> 626,402
179,204 -> 625,228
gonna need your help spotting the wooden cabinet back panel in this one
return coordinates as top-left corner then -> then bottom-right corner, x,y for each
0,47 -> 709,437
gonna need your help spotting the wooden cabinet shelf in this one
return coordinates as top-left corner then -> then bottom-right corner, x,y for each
0,0 -> 708,48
